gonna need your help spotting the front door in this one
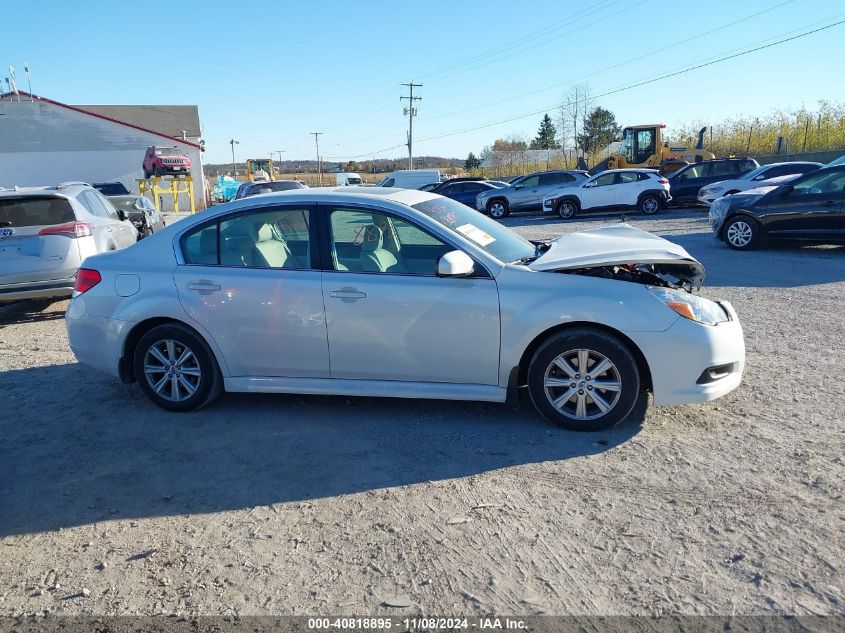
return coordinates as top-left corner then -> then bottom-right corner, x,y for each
321,205 -> 500,385
580,172 -> 618,209
510,174 -> 541,210
762,167 -> 845,238
173,204 -> 330,377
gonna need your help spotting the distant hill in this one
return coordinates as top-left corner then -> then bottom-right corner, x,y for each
204,156 -> 464,177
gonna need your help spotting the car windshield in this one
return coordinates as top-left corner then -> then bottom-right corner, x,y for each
411,196 -> 536,264
738,166 -> 769,181
155,148 -> 181,156
94,183 -> 129,195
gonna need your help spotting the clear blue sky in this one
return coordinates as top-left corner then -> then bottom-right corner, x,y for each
3,0 -> 844,164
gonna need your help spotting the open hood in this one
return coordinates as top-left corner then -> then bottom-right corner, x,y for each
528,223 -> 705,290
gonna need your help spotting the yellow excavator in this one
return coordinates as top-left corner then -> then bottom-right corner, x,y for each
246,158 -> 274,182
594,124 -> 715,174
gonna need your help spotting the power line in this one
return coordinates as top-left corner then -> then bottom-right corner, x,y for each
413,18 -> 845,144
420,0 -> 796,123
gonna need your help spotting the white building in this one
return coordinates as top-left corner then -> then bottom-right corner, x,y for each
0,92 -> 205,210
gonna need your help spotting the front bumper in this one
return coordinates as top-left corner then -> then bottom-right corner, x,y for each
627,300 -> 745,406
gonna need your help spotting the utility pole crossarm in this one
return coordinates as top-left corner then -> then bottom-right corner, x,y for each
400,82 -> 422,170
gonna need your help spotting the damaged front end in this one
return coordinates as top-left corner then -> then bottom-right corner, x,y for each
528,223 -> 705,292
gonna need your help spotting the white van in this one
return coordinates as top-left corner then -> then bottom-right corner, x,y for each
336,172 -> 363,186
377,169 -> 441,189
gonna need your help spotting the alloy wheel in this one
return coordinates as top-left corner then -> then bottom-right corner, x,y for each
489,202 -> 506,218
543,348 -> 622,420
143,339 -> 202,403
641,197 -> 659,214
726,220 -> 753,248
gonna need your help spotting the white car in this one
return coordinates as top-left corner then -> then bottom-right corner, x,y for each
66,188 -> 744,431
697,161 -> 821,206
543,169 -> 671,220
0,183 -> 138,303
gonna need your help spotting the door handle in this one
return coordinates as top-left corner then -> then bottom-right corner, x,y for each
822,200 -> 836,206
330,289 -> 367,300
186,280 -> 222,294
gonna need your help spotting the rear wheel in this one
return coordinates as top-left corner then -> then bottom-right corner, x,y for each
527,328 -> 640,431
487,199 -> 510,219
638,195 -> 660,215
133,323 -> 222,412
556,199 -> 578,220
723,215 -> 760,251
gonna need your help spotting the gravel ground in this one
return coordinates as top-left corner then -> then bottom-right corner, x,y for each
0,209 -> 842,617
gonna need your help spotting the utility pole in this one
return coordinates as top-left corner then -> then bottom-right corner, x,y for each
401,82 -> 422,170
229,139 -> 239,176
272,150 -> 285,177
310,132 -> 323,186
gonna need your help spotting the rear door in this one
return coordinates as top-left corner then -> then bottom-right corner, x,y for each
0,196 -> 81,286
762,167 -> 845,238
173,203 -> 330,377
613,171 -> 643,206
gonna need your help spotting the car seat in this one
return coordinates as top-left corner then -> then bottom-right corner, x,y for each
359,225 -> 404,273
253,222 -> 299,268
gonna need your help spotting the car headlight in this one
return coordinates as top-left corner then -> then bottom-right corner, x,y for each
647,286 -> 729,325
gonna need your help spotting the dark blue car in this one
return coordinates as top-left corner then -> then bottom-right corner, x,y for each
434,180 -> 503,208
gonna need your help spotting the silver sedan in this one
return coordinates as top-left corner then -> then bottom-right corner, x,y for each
66,188 -> 745,431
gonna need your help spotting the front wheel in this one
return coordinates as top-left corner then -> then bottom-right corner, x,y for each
723,215 -> 760,251
134,323 -> 222,412
556,199 -> 579,220
527,328 -> 640,431
638,195 -> 660,215
487,199 -> 510,219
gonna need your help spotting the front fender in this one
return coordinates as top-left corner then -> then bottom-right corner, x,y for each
496,266 -> 678,386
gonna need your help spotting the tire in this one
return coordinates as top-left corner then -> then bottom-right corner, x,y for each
723,215 -> 761,251
133,323 -> 223,412
556,199 -> 578,220
527,328 -> 640,431
153,167 -> 162,177
638,195 -> 660,215
486,199 -> 510,219
143,169 -> 151,179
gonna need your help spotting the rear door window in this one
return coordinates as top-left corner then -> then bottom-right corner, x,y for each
0,196 -> 76,227
615,172 -> 640,184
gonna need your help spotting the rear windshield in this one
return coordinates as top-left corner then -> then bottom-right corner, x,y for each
0,196 -> 76,227
245,181 -> 305,196
94,183 -> 129,195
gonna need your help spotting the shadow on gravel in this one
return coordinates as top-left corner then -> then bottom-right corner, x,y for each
0,299 -> 65,327
0,362 -> 645,537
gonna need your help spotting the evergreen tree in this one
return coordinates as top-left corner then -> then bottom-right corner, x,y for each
530,114 -> 560,149
465,152 -> 481,170
576,107 -> 622,154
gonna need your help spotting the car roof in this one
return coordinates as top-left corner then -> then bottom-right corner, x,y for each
206,186 -> 436,214
0,184 -> 89,198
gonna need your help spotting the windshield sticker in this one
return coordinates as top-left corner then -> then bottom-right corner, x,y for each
456,223 -> 496,246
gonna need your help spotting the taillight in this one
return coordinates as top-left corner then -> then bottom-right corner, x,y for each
39,221 -> 93,238
658,178 -> 669,184
74,268 -> 101,294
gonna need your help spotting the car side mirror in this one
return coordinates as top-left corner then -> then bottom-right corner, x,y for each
753,174 -> 766,181
437,250 -> 475,277
134,200 -> 145,210
778,184 -> 794,196
116,209 -> 127,222
514,184 -> 523,190
584,181 -> 595,188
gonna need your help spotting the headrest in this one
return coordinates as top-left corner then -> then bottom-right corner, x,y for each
251,222 -> 274,242
200,228 -> 217,254
361,225 -> 383,252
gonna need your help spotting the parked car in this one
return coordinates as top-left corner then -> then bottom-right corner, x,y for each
475,170 -> 590,218
143,146 -> 193,178
0,183 -> 137,303
65,188 -> 744,431
377,170 -> 441,189
93,182 -> 130,196
434,180 -> 503,207
107,194 -> 165,238
709,163 -> 845,250
668,158 -> 759,206
234,180 -> 308,200
544,169 -> 671,219
697,162 -> 821,205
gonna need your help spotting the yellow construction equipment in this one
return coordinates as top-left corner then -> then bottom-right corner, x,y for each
246,158 -> 274,182
603,124 -> 715,173
137,175 -> 196,213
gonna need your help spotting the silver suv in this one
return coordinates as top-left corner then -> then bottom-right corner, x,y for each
0,183 -> 138,303
475,170 -> 589,218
